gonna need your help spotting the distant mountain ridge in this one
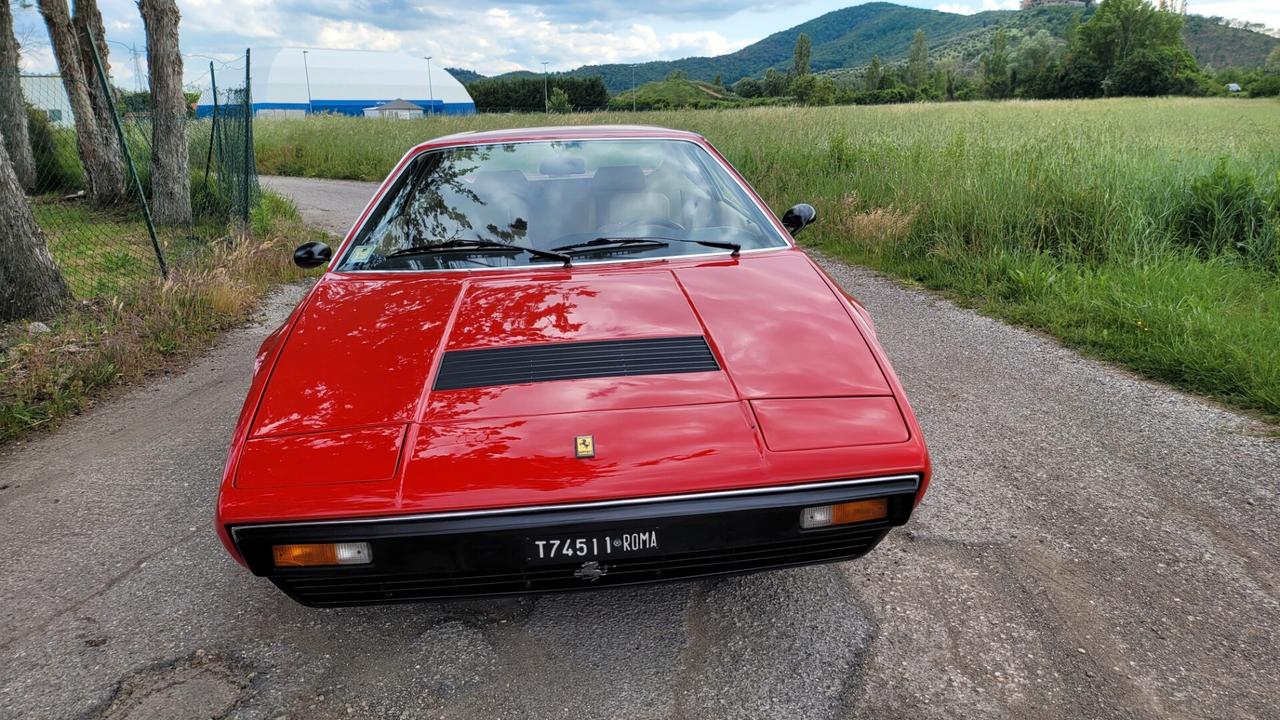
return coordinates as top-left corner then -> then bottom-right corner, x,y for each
457,2 -> 1279,93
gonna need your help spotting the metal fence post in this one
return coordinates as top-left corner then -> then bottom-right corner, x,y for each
201,62 -> 218,196
85,27 -> 168,278
241,47 -> 251,228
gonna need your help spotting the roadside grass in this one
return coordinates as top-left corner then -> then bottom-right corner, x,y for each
0,193 -> 323,443
254,98 -> 1280,422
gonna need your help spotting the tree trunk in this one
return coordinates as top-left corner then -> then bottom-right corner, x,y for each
0,131 -> 71,321
37,0 -> 125,207
138,0 -> 189,224
0,0 -> 37,192
72,0 -> 126,198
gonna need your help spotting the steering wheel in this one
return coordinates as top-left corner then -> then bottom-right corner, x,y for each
597,218 -> 686,234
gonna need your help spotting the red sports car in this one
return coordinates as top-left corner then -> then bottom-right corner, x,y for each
217,125 -> 931,606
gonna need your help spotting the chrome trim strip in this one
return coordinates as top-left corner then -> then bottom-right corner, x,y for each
231,474 -> 920,537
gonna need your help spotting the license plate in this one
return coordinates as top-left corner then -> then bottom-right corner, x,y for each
525,529 -> 660,565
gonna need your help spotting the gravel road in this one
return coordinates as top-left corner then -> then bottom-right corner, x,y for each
1,174 -> 1276,720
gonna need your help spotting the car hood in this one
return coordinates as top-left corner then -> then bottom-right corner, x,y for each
249,252 -> 891,440
225,251 -> 926,516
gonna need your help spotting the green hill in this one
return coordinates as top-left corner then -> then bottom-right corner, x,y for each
460,2 -> 1279,93
607,79 -> 746,110
1182,15 -> 1280,70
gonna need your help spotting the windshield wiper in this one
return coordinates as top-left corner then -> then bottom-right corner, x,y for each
585,236 -> 741,257
385,239 -> 571,268
551,237 -> 670,257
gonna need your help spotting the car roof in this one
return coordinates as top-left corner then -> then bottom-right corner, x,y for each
426,125 -> 707,146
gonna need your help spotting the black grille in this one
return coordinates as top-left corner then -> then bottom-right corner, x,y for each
434,336 -> 720,390
275,524 -> 887,606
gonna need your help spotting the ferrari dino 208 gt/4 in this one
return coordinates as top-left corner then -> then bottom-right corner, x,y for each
217,126 -> 931,606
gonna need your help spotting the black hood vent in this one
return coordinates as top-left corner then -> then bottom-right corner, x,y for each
434,336 -> 720,390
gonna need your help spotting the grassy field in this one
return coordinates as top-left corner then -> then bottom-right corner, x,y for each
254,98 -> 1280,422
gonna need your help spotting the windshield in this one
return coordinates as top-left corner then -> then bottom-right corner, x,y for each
336,139 -> 788,271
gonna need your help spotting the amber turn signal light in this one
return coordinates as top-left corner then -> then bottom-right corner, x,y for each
273,542 -> 372,567
800,498 -> 889,529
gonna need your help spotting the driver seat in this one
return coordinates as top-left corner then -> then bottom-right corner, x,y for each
592,166 -> 671,230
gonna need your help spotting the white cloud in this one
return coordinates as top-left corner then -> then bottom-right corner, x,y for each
312,21 -> 404,52
309,6 -> 750,74
17,45 -> 56,74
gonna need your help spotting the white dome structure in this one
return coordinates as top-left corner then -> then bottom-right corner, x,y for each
195,48 -> 474,118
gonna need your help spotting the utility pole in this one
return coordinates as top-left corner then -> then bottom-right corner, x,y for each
542,61 -> 549,113
301,49 -> 313,114
132,45 -> 143,93
424,56 -> 434,115
632,64 -> 637,112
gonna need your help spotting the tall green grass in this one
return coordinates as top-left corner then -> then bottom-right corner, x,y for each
254,98 -> 1280,422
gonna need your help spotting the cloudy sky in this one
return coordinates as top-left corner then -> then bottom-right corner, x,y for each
11,0 -> 1278,88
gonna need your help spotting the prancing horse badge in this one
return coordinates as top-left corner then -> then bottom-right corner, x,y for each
575,435 -> 595,459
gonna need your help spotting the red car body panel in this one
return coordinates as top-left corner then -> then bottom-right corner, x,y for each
215,126 -> 931,567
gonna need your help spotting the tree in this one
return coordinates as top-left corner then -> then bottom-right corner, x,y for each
37,0 -> 125,206
732,77 -> 762,98
139,0 -> 191,224
1105,45 -> 1198,95
793,33 -> 811,77
906,28 -> 929,88
547,86 -> 572,113
1064,10 -> 1083,47
762,67 -> 788,96
1077,0 -> 1183,72
0,0 -> 36,191
865,55 -> 883,91
0,132 -> 71,321
791,74 -> 836,105
1266,46 -> 1280,74
981,29 -> 1012,98
1053,52 -> 1106,97
72,0 -> 125,198
467,76 -> 607,113
1013,30 -> 1064,96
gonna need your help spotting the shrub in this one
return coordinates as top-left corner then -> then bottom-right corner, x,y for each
547,87 -> 573,113
26,106 -> 84,194
850,87 -> 918,105
1105,46 -> 1200,97
732,77 -> 763,98
1246,75 -> 1280,97
791,75 -> 838,106
1052,53 -> 1106,98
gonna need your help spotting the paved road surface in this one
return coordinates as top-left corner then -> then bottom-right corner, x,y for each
1,175 -> 1275,719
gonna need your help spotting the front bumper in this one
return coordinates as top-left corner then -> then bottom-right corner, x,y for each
231,474 -> 920,606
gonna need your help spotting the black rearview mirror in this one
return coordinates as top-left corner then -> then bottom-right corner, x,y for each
293,241 -> 332,269
781,203 -> 817,236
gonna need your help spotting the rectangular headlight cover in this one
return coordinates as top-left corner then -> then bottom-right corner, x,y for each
273,542 -> 372,567
800,498 -> 888,529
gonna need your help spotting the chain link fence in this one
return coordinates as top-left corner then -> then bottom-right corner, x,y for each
191,56 -> 259,227
16,46 -> 258,299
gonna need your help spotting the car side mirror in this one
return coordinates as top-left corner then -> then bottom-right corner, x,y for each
781,203 -> 817,236
293,241 -> 332,269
